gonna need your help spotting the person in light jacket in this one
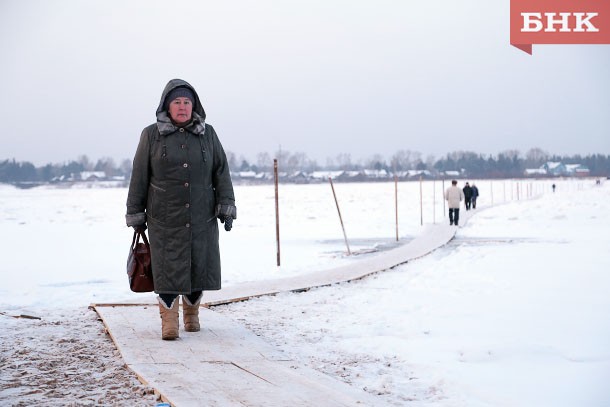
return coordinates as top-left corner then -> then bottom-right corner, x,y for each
126,79 -> 236,340
445,180 -> 464,226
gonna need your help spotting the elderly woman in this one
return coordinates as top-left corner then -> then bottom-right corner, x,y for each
126,79 -> 236,340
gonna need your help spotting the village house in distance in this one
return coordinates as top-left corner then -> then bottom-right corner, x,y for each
0,155 -> 602,188
33,161 -> 599,186
523,161 -> 590,178
232,161 -> 592,185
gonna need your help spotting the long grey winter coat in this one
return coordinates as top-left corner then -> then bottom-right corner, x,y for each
126,79 -> 236,294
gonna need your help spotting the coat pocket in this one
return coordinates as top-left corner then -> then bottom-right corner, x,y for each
148,183 -> 167,221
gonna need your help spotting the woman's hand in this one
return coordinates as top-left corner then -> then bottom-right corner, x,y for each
220,216 -> 233,231
133,224 -> 147,234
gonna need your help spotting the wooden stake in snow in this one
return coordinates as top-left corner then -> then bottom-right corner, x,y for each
329,177 -> 351,255
419,176 -> 423,226
274,159 -> 280,266
442,178 -> 446,217
395,174 -> 399,241
433,179 -> 436,224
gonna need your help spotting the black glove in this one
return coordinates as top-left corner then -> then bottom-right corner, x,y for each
215,204 -> 236,230
133,224 -> 147,234
220,216 -> 233,231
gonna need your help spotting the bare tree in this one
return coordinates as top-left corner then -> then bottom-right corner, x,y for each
93,157 -> 117,176
226,151 -> 238,171
119,159 -> 132,176
274,148 -> 289,169
390,150 -> 421,171
78,155 -> 93,171
525,147 -> 549,167
499,149 -> 521,160
425,154 -> 436,170
335,153 -> 352,170
237,155 -> 250,171
282,151 -> 312,172
366,154 -> 388,170
256,152 -> 272,171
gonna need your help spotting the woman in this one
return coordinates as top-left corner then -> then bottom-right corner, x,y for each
126,79 -> 236,340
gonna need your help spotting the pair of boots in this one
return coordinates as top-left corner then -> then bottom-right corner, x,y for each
157,294 -> 201,340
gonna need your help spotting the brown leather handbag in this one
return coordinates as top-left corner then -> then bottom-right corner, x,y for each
127,231 -> 154,292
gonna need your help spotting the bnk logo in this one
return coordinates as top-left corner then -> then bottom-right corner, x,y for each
522,12 -> 599,32
510,0 -> 610,54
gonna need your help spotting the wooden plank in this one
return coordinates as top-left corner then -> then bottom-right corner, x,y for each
95,306 -> 383,406
96,307 -> 290,364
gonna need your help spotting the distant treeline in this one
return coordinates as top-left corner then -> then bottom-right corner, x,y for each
0,156 -> 132,183
234,148 -> 610,178
1,148 -> 609,184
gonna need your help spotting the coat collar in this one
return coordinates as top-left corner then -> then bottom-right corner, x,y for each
156,111 -> 206,136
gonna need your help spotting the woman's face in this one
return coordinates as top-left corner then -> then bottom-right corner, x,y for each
168,97 -> 193,123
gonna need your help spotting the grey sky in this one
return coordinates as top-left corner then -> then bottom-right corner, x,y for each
1,0 -> 609,166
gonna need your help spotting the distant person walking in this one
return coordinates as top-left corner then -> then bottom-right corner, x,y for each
126,79 -> 236,340
471,183 -> 479,209
445,180 -> 465,226
552,183 -> 556,193
463,182 -> 473,210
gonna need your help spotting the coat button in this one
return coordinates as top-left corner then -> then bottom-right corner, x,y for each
181,144 -> 186,149
186,223 -> 190,228
183,163 -> 188,168
185,203 -> 190,208
179,128 -> 185,133
184,182 -> 189,187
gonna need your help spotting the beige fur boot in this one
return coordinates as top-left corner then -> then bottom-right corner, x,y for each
182,294 -> 202,332
158,296 -> 179,340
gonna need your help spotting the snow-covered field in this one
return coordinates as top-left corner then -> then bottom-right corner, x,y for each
0,179 -> 555,308
1,179 -> 608,405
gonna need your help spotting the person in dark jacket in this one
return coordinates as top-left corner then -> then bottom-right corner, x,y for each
126,79 -> 236,340
471,183 -> 479,209
463,182 -> 473,210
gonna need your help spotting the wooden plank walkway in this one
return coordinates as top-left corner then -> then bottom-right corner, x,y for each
93,212 -> 472,406
95,306 -> 383,406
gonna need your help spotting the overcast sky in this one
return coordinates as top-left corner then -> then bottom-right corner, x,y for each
1,0 -> 609,166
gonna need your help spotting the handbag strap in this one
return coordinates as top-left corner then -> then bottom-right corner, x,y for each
131,231 -> 139,250
131,230 -> 150,249
140,231 -> 150,247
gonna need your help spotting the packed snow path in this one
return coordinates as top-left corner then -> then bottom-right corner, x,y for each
93,211 -> 473,406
